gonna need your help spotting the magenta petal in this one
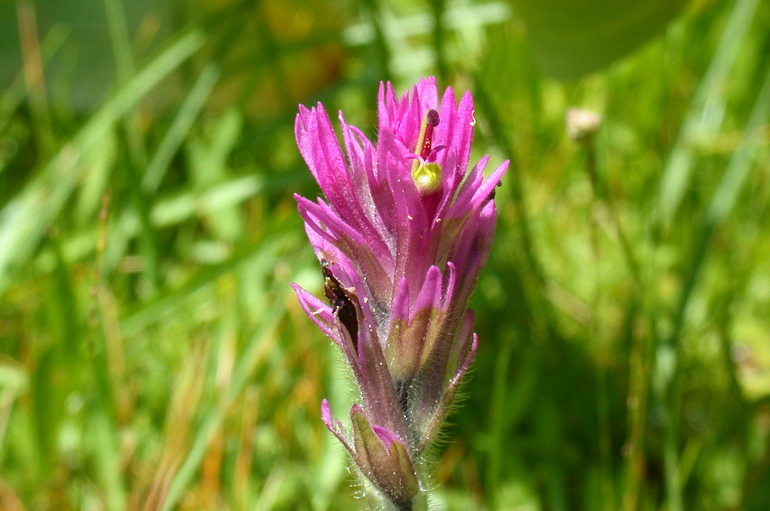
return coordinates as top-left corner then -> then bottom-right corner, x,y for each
296,195 -> 394,300
468,160 -> 509,211
415,76 -> 438,110
297,195 -> 391,271
372,424 -> 404,451
298,106 -> 393,264
377,81 -> 399,131
295,105 -> 353,208
449,91 -> 476,181
321,399 -> 354,455
321,399 -> 346,435
412,265 -> 442,317
291,283 -> 337,341
452,156 -> 490,215
392,278 -> 411,321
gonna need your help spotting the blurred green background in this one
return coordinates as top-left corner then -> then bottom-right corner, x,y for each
1,0 -> 769,509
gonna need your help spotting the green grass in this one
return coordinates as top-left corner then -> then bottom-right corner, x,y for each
1,0 -> 769,509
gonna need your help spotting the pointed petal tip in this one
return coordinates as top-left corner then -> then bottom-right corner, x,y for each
320,399 -> 340,435
413,265 -> 443,313
391,277 -> 411,321
451,331 -> 478,386
427,264 -> 442,279
321,398 -> 331,421
485,159 -> 510,191
494,159 -> 511,179
372,424 -> 403,451
349,402 -> 365,419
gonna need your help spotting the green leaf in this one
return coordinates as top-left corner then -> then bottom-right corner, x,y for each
0,29 -> 204,296
511,0 -> 689,79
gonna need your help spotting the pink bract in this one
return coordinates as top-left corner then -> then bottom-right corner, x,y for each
293,77 -> 508,508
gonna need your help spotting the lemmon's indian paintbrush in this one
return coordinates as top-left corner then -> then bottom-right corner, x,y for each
292,77 -> 508,509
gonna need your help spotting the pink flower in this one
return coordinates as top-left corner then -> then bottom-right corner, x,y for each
292,77 -> 508,507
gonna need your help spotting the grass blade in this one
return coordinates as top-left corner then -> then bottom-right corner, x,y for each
0,29 -> 204,296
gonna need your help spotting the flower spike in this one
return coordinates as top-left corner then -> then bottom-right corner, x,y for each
292,77 -> 508,509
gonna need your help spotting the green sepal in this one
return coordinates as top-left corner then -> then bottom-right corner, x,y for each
350,406 -> 420,506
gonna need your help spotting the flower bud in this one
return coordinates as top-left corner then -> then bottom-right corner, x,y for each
566,107 -> 602,142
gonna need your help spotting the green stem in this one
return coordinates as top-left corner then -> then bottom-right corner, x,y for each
578,131 -> 657,511
361,0 -> 392,82
430,0 -> 448,82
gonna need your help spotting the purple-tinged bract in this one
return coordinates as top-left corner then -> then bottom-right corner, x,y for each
292,77 -> 508,508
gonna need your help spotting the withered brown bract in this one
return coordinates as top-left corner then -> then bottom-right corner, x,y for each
321,263 -> 360,352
